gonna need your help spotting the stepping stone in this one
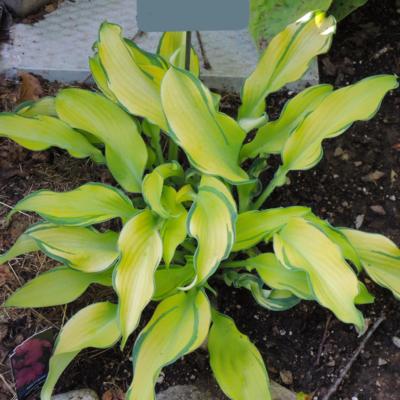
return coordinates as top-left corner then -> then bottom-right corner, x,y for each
0,0 -> 318,91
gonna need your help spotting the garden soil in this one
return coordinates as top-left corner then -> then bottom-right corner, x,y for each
0,0 -> 399,399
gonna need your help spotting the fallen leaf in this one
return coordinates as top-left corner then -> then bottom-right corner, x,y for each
370,205 -> 386,216
362,170 -> 385,183
0,265 -> 13,286
17,73 -> 43,103
280,370 -> 293,385
102,389 -> 124,400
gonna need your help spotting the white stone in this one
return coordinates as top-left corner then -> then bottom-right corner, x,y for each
0,0 -> 318,91
52,389 -> 99,400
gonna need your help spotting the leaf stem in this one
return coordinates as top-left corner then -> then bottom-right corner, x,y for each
168,140 -> 179,161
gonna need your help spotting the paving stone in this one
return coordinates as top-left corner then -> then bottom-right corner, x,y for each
52,389 -> 99,400
0,0 -> 318,91
4,0 -> 51,17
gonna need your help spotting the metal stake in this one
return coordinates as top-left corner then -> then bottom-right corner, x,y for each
185,31 -> 192,71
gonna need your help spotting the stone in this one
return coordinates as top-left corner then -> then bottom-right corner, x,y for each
52,389 -> 99,400
0,0 -> 319,92
4,0 -> 51,17
392,336 -> 400,349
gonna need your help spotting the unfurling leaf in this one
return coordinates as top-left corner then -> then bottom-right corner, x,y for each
11,183 -> 135,226
16,96 -> 57,117
188,176 -> 237,284
41,302 -> 120,400
161,67 -> 249,184
127,290 -> 211,400
114,210 -> 162,348
0,233 -> 39,265
209,311 -> 271,400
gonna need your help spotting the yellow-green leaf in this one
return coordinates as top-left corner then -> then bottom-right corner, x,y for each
142,162 -> 183,218
0,113 -> 104,162
233,206 -> 311,251
161,67 -> 249,184
5,266 -> 112,308
11,183 -> 135,226
281,75 -> 398,173
41,302 -> 120,400
342,229 -> 400,299
114,210 -> 162,347
208,311 -> 271,400
97,22 -> 167,130
0,233 -> 39,264
89,54 -> 117,101
16,96 -> 57,117
241,84 -> 333,159
160,207 -> 188,266
127,290 -> 210,400
239,11 -> 336,119
274,218 -> 364,330
242,253 -> 314,300
27,223 -> 118,272
158,32 -> 200,76
153,263 -> 195,301
56,88 -> 148,193
188,176 -> 237,284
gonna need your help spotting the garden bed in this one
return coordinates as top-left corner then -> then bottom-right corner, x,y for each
0,0 -> 399,399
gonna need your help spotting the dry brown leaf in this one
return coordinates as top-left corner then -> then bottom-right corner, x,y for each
17,72 -> 43,103
0,264 -> 13,286
102,388 -> 124,400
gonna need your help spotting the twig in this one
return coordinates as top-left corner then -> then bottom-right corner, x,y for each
321,316 -> 385,400
315,314 -> 332,366
195,31 -> 212,70
0,372 -> 16,396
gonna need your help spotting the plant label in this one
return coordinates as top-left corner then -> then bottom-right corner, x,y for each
137,0 -> 249,32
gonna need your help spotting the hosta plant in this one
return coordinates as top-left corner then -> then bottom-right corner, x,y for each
1,11 -> 399,400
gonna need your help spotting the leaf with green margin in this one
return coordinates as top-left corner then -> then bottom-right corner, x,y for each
249,0 -> 333,45
97,22 -> 167,130
0,233 -> 39,264
41,302 -> 120,400
89,54 -> 117,101
0,114 -> 104,162
114,210 -> 162,348
16,96 -> 57,117
225,271 -> 300,311
279,75 -> 398,177
56,88 -> 148,193
208,311 -> 271,400
153,263 -> 195,301
26,223 -> 118,272
127,290 -> 210,400
233,206 -> 311,251
5,266 -> 112,308
161,67 -> 249,184
304,214 -> 362,272
239,11 -> 336,119
11,183 -> 135,226
274,217 -> 365,331
341,229 -> 400,299
188,176 -> 237,285
142,162 -> 183,218
241,84 -> 333,159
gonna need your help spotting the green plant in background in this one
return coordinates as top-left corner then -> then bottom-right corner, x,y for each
250,0 -> 368,47
0,10 -> 399,400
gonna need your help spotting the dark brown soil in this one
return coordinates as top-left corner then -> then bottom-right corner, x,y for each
1,0 -> 400,399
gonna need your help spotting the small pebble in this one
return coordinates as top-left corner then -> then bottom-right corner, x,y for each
370,205 -> 386,215
279,370 -> 293,385
392,336 -> 400,348
378,358 -> 387,366
355,214 -> 365,229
